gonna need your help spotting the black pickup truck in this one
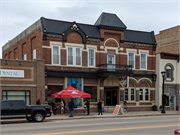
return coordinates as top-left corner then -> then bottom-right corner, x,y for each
0,100 -> 52,122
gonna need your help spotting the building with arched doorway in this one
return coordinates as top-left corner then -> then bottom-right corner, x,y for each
2,12 -> 157,111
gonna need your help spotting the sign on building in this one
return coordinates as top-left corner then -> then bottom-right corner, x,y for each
119,76 -> 129,87
0,69 -> 24,78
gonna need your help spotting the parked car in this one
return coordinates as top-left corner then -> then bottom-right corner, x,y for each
0,100 -> 52,122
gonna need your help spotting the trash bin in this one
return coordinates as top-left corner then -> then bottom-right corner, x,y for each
174,129 -> 180,134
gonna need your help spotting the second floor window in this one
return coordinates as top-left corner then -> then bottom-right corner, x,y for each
33,49 -> 36,60
52,45 -> 60,65
140,53 -> 147,69
24,54 -> 27,60
67,47 -> 82,66
88,49 -> 95,67
128,52 -> 135,69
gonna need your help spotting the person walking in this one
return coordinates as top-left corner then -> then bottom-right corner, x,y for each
60,100 -> 64,115
36,99 -> 40,105
69,99 -> 74,117
85,100 -> 90,115
98,99 -> 102,115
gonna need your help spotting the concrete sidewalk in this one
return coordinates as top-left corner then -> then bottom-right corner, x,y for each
1,111 -> 179,124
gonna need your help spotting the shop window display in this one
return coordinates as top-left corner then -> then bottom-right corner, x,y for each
84,86 -> 97,102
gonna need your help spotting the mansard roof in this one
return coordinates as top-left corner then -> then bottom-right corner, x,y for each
124,30 -> 156,45
94,12 -> 127,31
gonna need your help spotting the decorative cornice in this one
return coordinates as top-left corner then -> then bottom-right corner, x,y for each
123,42 -> 152,48
47,34 -> 63,39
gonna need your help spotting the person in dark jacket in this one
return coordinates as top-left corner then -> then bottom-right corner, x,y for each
85,100 -> 90,115
36,99 -> 40,105
69,99 -> 74,117
49,100 -> 56,115
62,99 -> 66,114
98,99 -> 102,115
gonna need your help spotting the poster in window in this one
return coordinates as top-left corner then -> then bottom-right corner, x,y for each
119,76 -> 129,87
67,77 -> 82,106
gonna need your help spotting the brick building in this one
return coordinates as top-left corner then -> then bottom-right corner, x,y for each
155,26 -> 180,111
2,12 -> 157,111
0,59 -> 45,105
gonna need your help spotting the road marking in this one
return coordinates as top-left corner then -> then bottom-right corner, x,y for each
32,124 -> 180,135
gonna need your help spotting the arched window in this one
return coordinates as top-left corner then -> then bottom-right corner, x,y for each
164,63 -> 174,82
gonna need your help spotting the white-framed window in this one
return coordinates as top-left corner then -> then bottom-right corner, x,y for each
24,54 -> 27,60
33,49 -> 36,60
128,52 -> 135,69
124,88 -> 128,101
140,53 -> 147,69
130,88 -> 135,101
145,89 -> 149,101
67,47 -> 82,66
139,89 -> 143,101
88,48 -> 95,67
52,45 -> 60,65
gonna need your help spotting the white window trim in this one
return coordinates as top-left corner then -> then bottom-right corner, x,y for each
139,88 -> 150,101
107,54 -> 116,71
51,45 -> 61,65
33,49 -> 36,60
24,54 -> 27,60
88,48 -> 96,67
128,52 -> 135,69
140,53 -> 147,70
67,46 -> 82,66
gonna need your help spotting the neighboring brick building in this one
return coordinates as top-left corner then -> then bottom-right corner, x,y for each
2,12 -> 157,111
155,26 -> 180,111
0,59 -> 45,105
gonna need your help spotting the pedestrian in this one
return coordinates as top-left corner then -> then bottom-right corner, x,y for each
62,99 -> 66,114
69,99 -> 74,117
49,100 -> 56,115
60,100 -> 64,115
36,99 -> 40,105
98,99 -> 102,115
85,100 -> 90,115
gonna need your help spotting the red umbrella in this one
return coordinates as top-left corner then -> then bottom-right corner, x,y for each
51,86 -> 91,98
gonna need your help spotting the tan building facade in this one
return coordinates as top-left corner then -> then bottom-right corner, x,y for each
0,59 -> 45,105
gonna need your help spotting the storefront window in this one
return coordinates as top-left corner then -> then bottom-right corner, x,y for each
47,85 -> 63,103
131,88 -> 134,101
139,89 -> 143,101
124,88 -> 128,101
162,94 -> 169,106
84,86 -> 97,102
2,91 -> 30,105
145,89 -> 149,101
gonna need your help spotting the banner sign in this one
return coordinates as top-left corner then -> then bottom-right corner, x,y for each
119,76 -> 129,87
0,69 -> 24,78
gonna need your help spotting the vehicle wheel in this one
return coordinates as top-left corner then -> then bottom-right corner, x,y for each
26,117 -> 34,122
33,112 -> 44,122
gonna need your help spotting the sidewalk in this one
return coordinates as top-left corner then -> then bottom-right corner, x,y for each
1,111 -> 179,124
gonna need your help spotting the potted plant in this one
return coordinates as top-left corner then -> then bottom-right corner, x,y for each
152,105 -> 157,111
159,105 -> 163,111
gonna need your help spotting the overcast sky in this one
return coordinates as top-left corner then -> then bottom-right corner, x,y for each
0,0 -> 179,58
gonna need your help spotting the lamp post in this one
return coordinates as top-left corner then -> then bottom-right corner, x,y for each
161,71 -> 166,113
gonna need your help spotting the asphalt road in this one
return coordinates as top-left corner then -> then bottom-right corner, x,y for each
1,115 -> 180,135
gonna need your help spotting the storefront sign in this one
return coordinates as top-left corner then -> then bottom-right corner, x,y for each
119,76 -> 129,87
0,69 -> 24,78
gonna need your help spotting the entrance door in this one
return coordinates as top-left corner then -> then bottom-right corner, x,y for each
105,90 -> 117,106
107,55 -> 115,71
106,91 -> 111,106
170,95 -> 176,110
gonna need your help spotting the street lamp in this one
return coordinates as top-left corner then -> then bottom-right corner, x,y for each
161,71 -> 166,113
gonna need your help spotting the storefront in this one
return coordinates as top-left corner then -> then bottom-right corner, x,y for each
0,59 -> 45,105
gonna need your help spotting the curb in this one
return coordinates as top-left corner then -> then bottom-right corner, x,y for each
1,113 -> 179,124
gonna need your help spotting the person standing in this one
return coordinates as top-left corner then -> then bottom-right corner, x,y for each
98,99 -> 102,115
36,99 -> 40,105
85,100 -> 90,115
62,99 -> 66,114
49,100 -> 56,115
60,100 -> 64,115
69,99 -> 74,117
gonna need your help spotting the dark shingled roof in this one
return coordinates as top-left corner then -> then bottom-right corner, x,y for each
94,12 -> 127,29
41,17 -> 101,39
124,30 -> 155,45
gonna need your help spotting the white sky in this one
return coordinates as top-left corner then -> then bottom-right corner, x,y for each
0,0 -> 180,58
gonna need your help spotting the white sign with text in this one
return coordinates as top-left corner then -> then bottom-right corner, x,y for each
0,69 -> 24,78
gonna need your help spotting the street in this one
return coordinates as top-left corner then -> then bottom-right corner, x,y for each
1,115 -> 180,135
